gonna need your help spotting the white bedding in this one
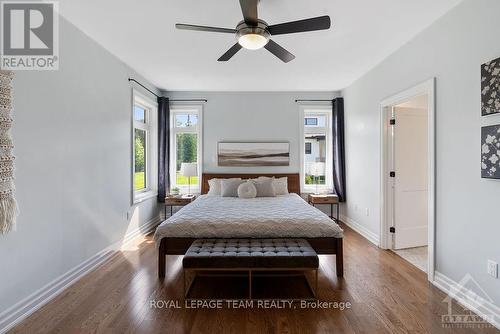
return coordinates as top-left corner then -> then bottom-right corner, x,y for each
154,194 -> 343,245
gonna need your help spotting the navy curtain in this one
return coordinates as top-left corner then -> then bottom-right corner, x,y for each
332,98 -> 346,202
157,97 -> 170,202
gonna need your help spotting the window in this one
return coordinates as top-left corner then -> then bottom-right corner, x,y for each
305,116 -> 326,127
134,128 -> 147,190
304,117 -> 318,126
300,106 -> 332,192
132,90 -> 158,203
305,142 -> 312,154
170,105 -> 202,194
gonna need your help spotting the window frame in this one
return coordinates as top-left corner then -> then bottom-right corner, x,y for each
299,105 -> 333,193
132,90 -> 158,204
169,104 -> 203,194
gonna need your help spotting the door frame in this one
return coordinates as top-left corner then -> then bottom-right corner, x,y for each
379,78 -> 436,282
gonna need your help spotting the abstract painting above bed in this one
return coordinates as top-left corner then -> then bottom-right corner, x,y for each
218,142 -> 290,166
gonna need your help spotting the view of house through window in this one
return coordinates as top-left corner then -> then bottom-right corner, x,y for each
302,109 -> 331,191
305,134 -> 326,185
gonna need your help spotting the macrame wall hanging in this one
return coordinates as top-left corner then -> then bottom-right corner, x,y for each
0,70 -> 18,234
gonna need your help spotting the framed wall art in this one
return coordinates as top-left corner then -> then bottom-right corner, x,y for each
481,56 -> 500,116
481,124 -> 500,179
218,142 -> 290,167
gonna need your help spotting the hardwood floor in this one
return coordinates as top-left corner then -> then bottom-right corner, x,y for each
11,224 -> 499,334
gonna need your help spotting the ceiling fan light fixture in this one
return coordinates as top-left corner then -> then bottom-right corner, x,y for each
235,20 -> 270,50
176,2 -> 331,63
238,33 -> 268,50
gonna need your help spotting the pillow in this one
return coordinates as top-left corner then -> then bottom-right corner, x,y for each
208,178 -> 241,196
237,181 -> 257,198
221,179 -> 245,197
252,178 -> 276,197
272,177 -> 288,195
257,176 -> 288,195
207,178 -> 221,196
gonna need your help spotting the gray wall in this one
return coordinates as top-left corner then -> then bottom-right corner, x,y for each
342,0 -> 500,302
0,17 -> 161,314
165,91 -> 340,174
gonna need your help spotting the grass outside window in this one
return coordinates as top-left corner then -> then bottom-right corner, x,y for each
135,172 -> 198,192
135,172 -> 145,190
175,172 -> 198,186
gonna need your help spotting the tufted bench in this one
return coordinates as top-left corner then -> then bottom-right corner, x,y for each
182,239 -> 319,299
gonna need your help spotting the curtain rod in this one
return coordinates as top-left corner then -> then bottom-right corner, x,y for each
295,99 -> 334,103
128,78 -> 207,102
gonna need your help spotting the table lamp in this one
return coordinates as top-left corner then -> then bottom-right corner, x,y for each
180,162 -> 198,196
309,162 -> 325,194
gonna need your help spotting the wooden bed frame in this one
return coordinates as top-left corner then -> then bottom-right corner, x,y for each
158,173 -> 343,278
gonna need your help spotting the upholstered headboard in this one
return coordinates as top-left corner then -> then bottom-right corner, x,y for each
201,173 -> 300,195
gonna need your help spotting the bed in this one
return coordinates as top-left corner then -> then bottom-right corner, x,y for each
155,173 -> 344,278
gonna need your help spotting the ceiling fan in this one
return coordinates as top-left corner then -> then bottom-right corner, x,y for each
175,0 -> 331,63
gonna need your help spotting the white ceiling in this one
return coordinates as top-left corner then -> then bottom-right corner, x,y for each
59,0 -> 462,92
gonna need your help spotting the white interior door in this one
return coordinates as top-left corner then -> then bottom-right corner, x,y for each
393,107 -> 428,249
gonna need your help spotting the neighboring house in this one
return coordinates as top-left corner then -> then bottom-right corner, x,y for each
304,116 -> 326,173
305,134 -> 326,175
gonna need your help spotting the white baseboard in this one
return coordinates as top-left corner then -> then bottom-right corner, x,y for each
0,215 -> 161,334
122,216 -> 161,245
340,214 -> 379,246
433,271 -> 500,330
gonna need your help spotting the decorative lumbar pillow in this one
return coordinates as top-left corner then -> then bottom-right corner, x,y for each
237,181 -> 257,198
253,178 -> 276,197
257,176 -> 288,195
221,179 -> 245,197
207,178 -> 221,196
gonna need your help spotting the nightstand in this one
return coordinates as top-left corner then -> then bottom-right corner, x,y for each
164,195 -> 196,217
308,194 -> 339,222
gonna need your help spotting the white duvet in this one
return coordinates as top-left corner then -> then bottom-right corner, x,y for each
154,194 -> 343,245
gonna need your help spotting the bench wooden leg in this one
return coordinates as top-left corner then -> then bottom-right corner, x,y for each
304,269 -> 318,299
248,270 -> 252,299
184,270 -> 196,298
315,269 -> 318,297
336,238 -> 344,277
158,240 -> 166,278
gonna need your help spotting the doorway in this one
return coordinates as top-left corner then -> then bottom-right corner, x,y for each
380,79 -> 435,281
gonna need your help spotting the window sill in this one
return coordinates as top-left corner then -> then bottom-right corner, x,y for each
302,187 -> 334,195
133,190 -> 158,204
173,186 -> 201,195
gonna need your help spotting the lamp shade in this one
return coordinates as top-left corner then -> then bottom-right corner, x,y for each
180,162 -> 198,177
309,162 -> 325,177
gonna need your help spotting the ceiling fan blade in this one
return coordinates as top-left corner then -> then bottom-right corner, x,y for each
264,40 -> 295,63
218,43 -> 243,61
268,15 -> 331,35
239,0 -> 258,25
176,23 -> 236,34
